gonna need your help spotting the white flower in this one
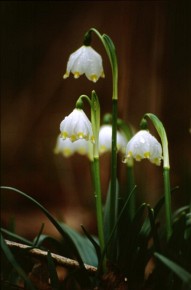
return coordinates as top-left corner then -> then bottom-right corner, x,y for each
99,125 -> 128,154
124,130 -> 162,166
54,137 -> 75,157
73,139 -> 93,160
60,108 -> 94,142
63,45 -> 105,82
54,136 -> 93,159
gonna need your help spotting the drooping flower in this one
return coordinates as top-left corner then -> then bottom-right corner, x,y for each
54,135 -> 93,160
124,130 -> 162,165
99,125 -> 128,154
60,108 -> 94,143
54,137 -> 75,157
73,138 -> 93,160
63,45 -> 105,82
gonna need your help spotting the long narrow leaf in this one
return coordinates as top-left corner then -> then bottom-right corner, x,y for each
155,252 -> 191,288
81,225 -> 101,262
147,205 -> 160,251
103,180 -> 119,244
0,186 -> 85,269
60,223 -> 98,267
100,186 -> 137,268
47,250 -> 60,290
32,223 -> 45,248
33,234 -> 64,253
0,234 -> 36,290
1,228 -> 32,246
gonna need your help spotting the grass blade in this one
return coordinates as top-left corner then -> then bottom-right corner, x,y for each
1,234 -> 36,290
155,252 -> 191,289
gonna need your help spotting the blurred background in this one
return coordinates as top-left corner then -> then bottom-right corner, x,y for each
1,1 -> 190,240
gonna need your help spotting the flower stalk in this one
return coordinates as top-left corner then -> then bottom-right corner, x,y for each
83,91 -> 105,253
85,28 -> 119,236
90,91 -> 105,252
141,113 -> 172,240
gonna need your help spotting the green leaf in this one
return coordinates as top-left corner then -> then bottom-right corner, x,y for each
0,228 -> 32,246
155,252 -> 191,289
47,251 -> 60,290
0,186 -> 85,269
147,205 -> 160,251
103,180 -> 119,244
60,223 -> 98,267
0,234 -> 36,290
102,185 -> 136,266
81,225 -> 101,262
32,223 -> 45,248
32,234 -> 65,254
118,202 -> 148,272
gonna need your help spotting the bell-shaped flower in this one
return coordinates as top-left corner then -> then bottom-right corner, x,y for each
54,135 -> 93,160
63,45 -> 105,82
124,130 -> 162,166
60,108 -> 94,143
73,138 -> 93,160
54,137 -> 75,157
99,125 -> 128,154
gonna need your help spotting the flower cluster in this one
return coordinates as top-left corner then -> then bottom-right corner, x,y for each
57,39 -> 163,167
55,123 -> 128,159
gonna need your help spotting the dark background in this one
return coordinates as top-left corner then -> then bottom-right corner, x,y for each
1,1 -> 190,239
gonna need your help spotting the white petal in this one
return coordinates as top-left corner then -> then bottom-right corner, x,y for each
60,109 -> 94,142
63,45 -> 104,82
124,130 -> 162,165
99,125 -> 112,153
117,131 -> 128,154
99,125 -> 128,154
54,136 -> 75,157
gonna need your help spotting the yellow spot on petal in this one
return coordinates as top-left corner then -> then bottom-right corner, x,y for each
63,72 -> 69,79
99,145 -> 107,153
135,155 -> 142,161
77,132 -> 86,139
127,151 -> 132,158
101,71 -> 105,78
60,132 -> 68,139
63,149 -> 73,157
74,72 -> 80,79
70,135 -> 77,142
144,152 -> 150,158
90,75 -> 98,82
152,158 -> 161,166
77,148 -> 86,155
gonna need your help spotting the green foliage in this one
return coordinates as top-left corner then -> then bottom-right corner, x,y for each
59,223 -> 98,267
1,185 -> 190,290
1,27 -> 191,290
1,234 -> 36,290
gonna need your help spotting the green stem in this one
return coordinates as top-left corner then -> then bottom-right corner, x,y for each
110,99 -> 118,233
163,167 -> 172,240
142,113 -> 172,240
86,28 -> 119,240
93,157 -> 105,252
89,91 -> 105,255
